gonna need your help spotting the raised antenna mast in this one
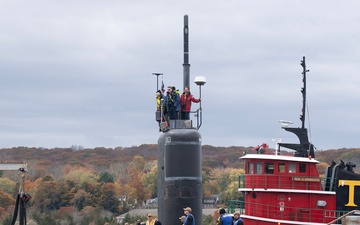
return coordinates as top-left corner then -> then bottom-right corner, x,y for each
300,56 -> 309,129
278,56 -> 315,158
183,15 -> 190,90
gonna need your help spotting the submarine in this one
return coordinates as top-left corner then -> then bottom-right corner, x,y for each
156,15 -> 205,225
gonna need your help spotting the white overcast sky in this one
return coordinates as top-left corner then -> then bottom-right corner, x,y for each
1,1 -> 360,150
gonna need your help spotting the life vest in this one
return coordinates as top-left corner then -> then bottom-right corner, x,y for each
184,214 -> 195,225
221,215 -> 233,225
234,217 -> 244,225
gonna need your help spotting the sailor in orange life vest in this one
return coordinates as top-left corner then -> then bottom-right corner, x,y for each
179,86 -> 200,120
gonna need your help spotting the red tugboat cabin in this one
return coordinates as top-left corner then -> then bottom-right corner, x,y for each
239,154 -> 336,224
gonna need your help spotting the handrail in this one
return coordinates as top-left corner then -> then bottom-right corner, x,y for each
193,108 -> 202,129
159,109 -> 201,131
327,210 -> 360,225
228,200 -> 350,224
167,109 -> 202,130
238,174 -> 335,191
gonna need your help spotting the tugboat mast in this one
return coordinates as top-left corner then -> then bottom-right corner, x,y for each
277,56 -> 315,158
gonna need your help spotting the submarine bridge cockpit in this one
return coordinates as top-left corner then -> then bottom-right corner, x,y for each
156,76 -> 206,132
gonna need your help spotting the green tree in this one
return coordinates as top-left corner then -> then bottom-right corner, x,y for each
65,168 -> 100,189
203,166 -> 245,199
42,175 -> 54,182
202,167 -> 220,197
99,183 -> 120,214
141,164 -> 158,198
99,172 -> 115,183
0,177 -> 16,194
81,182 -> 101,207
221,168 -> 244,202
34,180 -> 61,212
31,211 -> 61,225
56,181 -> 75,207
78,206 -> 117,225
2,213 -> 12,225
72,189 -> 91,211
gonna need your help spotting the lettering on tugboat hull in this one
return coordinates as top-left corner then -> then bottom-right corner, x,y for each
338,180 -> 360,207
293,177 -> 321,182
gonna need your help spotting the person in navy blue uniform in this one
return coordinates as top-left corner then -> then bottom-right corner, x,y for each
233,211 -> 244,225
163,86 -> 180,120
183,207 -> 195,225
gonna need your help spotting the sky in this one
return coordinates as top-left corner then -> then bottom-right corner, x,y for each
0,1 -> 360,150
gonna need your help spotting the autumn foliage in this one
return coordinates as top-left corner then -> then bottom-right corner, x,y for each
0,145 -> 359,224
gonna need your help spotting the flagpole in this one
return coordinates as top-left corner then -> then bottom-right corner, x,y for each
153,73 -> 163,91
161,75 -> 165,93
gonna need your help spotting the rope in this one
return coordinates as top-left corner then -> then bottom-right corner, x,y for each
306,101 -> 312,144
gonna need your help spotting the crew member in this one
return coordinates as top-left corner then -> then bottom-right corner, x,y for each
163,86 -> 180,120
217,208 -> 233,225
146,214 -> 155,225
233,211 -> 244,225
180,86 -> 200,120
183,207 -> 195,225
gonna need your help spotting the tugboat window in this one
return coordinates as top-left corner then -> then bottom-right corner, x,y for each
278,164 -> 285,173
265,163 -> 274,174
289,163 -> 296,173
299,163 -> 306,173
248,163 -> 254,174
256,162 -> 262,174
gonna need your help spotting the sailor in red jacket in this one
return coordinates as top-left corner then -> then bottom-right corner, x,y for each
180,86 -> 200,120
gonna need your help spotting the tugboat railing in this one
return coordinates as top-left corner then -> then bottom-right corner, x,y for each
238,174 -> 335,191
228,200 -> 349,224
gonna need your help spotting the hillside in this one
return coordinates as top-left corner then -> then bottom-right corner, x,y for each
0,145 -> 249,178
1,145 -> 360,177
1,145 -> 360,224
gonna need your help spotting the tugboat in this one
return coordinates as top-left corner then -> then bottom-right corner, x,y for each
236,57 -> 360,224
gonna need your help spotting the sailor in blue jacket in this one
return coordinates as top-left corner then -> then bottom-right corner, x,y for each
233,211 -> 244,225
163,86 -> 180,120
217,208 -> 233,225
183,207 -> 195,225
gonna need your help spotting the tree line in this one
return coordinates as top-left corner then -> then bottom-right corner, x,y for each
0,145 -> 359,224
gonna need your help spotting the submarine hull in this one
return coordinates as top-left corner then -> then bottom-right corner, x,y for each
158,128 -> 202,225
